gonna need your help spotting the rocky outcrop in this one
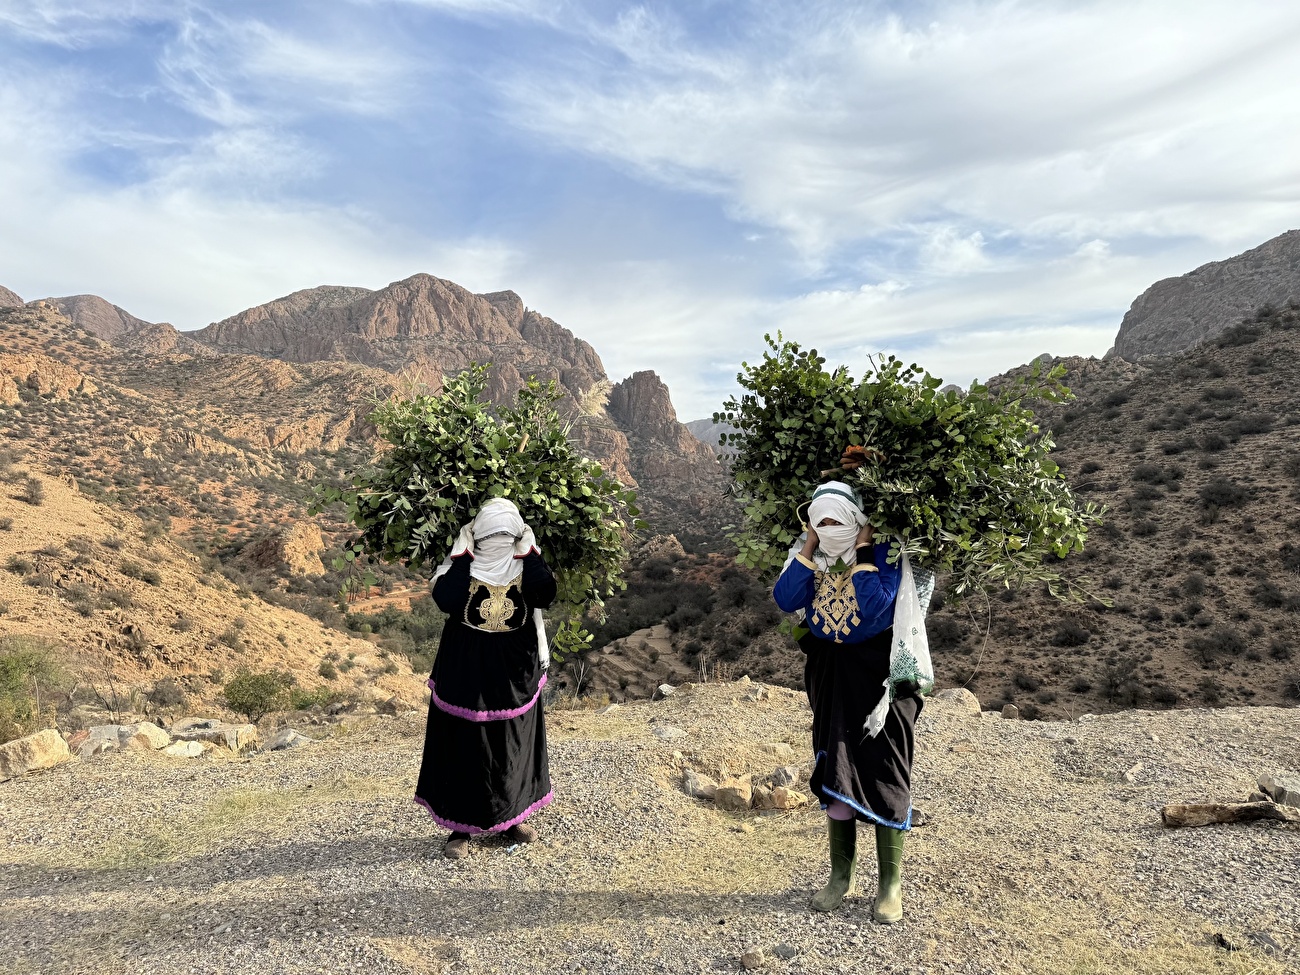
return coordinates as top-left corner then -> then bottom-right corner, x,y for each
41,294 -> 200,355
0,285 -> 22,308
191,275 -> 607,409
236,523 -> 326,576
607,371 -> 729,530
0,352 -> 98,405
1111,229 -> 1300,359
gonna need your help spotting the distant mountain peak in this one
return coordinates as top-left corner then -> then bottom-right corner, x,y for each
1112,229 -> 1300,359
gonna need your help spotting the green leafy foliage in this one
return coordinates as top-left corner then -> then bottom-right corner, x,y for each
309,364 -> 643,659
0,635 -> 63,744
716,335 -> 1103,599
221,669 -> 292,724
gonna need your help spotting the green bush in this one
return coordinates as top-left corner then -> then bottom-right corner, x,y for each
0,635 -> 63,745
716,336 -> 1102,598
221,669 -> 292,723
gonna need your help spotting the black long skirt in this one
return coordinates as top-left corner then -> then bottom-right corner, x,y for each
802,626 -> 921,830
414,688 -> 552,834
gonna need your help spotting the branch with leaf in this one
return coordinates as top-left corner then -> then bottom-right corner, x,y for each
309,364 -> 644,661
716,335 -> 1105,601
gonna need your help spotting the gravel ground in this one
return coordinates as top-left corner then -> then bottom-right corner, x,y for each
2,682 -> 1297,975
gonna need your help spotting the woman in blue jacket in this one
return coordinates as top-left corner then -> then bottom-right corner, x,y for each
773,481 -> 920,922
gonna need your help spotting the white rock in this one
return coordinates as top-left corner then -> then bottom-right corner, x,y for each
264,728 -> 311,751
1258,773 -> 1300,807
162,741 -> 205,759
682,768 -> 718,800
0,729 -> 72,780
652,725 -> 686,740
657,684 -> 676,698
1122,763 -> 1143,784
933,687 -> 981,714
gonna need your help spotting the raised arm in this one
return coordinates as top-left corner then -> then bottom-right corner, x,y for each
432,553 -> 473,615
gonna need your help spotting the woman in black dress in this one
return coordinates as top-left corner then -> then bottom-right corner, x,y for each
773,481 -> 924,922
414,497 -> 557,858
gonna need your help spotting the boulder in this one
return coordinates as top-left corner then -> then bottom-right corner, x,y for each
171,718 -> 259,752
682,769 -> 718,801
740,948 -> 765,971
78,722 -> 170,758
752,784 -> 775,810
771,787 -> 808,810
1258,773 -> 1300,808
657,684 -> 676,698
264,729 -> 311,751
715,776 -> 754,812
1001,704 -> 1020,720
652,725 -> 686,740
934,687 -> 981,714
0,729 -> 72,780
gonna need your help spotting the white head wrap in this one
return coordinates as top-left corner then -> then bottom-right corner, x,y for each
433,496 -> 550,668
782,481 -> 868,572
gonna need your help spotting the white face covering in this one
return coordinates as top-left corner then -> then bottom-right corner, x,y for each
813,522 -> 860,563
806,482 -> 868,564
469,498 -> 527,586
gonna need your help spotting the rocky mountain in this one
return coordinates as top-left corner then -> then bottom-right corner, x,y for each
191,273 -> 728,535
1111,228 -> 1300,359
0,285 -> 22,308
37,294 -> 200,355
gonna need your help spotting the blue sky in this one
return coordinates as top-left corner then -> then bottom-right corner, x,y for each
2,1 -> 1300,418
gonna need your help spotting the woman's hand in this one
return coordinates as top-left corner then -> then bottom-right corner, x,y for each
856,522 -> 875,548
801,526 -> 820,558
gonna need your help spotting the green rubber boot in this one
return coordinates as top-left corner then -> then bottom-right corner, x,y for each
872,825 -> 905,924
809,816 -> 857,912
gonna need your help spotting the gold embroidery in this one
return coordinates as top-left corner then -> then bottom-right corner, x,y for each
465,574 -> 525,632
809,570 -> 861,643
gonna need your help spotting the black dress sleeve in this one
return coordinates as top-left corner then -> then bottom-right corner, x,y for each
431,554 -> 473,615
519,551 -> 557,610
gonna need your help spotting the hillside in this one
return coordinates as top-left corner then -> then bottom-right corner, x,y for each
0,471 -> 422,714
1,682 -> 1296,973
1111,229 -> 1300,359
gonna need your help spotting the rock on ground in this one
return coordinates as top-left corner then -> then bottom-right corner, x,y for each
0,729 -> 71,780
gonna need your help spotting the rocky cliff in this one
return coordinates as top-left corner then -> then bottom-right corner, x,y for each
1111,229 -> 1300,359
607,371 -> 730,531
0,285 -> 22,308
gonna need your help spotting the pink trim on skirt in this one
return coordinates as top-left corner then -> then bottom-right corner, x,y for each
428,673 -> 547,722
414,790 -> 554,835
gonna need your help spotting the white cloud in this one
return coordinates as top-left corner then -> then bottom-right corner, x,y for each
501,1 -> 1300,257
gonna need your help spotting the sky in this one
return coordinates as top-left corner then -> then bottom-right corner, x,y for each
2,1 -> 1299,419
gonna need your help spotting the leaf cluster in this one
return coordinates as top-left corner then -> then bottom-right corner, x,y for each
716,335 -> 1104,599
309,365 -> 642,658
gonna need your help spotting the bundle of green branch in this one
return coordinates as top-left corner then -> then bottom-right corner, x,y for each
309,364 -> 643,659
716,335 -> 1103,600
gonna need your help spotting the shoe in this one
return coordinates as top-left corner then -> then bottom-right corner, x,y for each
872,825 -> 904,923
506,823 -> 538,843
444,831 -> 471,859
809,817 -> 857,912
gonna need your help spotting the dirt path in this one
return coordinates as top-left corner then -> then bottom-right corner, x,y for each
1,684 -> 1297,974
